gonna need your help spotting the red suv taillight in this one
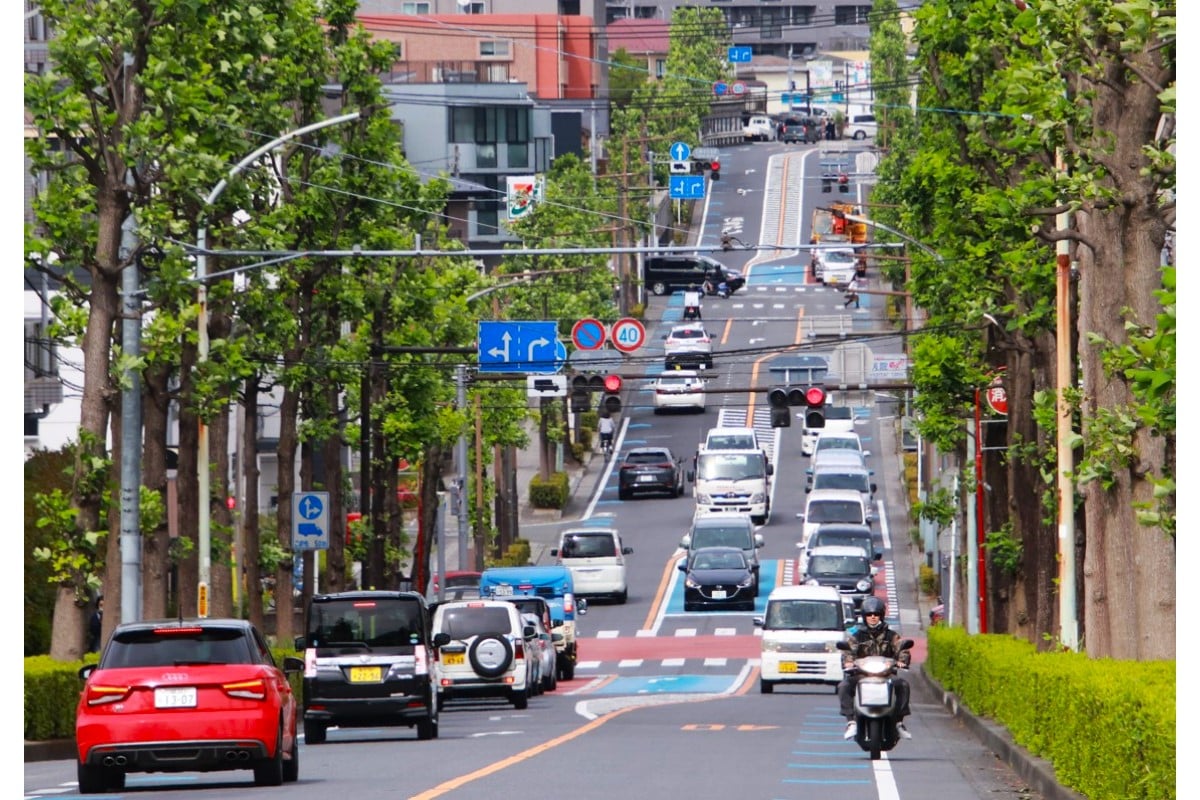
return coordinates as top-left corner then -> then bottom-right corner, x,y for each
222,678 -> 268,701
514,640 -> 525,660
85,684 -> 132,706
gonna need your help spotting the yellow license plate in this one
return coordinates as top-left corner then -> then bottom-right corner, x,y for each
443,653 -> 465,666
779,662 -> 798,673
349,666 -> 382,683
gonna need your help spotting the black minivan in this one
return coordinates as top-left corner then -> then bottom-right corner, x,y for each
643,254 -> 745,296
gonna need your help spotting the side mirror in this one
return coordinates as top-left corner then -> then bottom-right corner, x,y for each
874,551 -> 883,562
623,547 -> 634,555
550,548 -> 559,557
577,599 -> 589,615
899,639 -> 915,651
78,664 -> 96,681
282,656 -> 305,674
870,483 -> 877,493
805,485 -> 812,494
678,562 -> 687,571
767,464 -> 775,476
835,640 -> 851,651
680,535 -> 692,548
754,534 -> 765,548
687,470 -> 695,482
863,450 -> 872,457
796,513 -> 805,521
433,632 -> 452,648
293,636 -> 306,650
524,625 -> 537,639
752,616 -> 764,627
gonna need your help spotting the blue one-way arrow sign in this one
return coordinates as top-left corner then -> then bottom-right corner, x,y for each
670,141 -> 691,162
292,491 -> 330,550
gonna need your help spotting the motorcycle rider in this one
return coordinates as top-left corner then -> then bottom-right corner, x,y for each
838,596 -> 913,740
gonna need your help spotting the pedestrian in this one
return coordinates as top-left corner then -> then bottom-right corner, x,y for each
87,596 -> 103,653
826,119 -> 837,141
843,275 -> 862,308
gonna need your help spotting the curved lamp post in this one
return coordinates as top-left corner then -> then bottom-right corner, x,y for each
195,111 -> 360,616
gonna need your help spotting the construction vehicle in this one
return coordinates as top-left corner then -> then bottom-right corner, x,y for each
810,203 -> 869,280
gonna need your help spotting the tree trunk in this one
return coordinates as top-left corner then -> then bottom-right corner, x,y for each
141,361 -> 173,620
1073,35 -> 1174,660
50,586 -> 88,662
274,384 -> 300,647
243,377 -> 264,630
176,345 -> 199,618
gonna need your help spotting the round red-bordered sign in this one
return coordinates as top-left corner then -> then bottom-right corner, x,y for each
985,380 -> 1008,415
571,318 -> 606,351
610,317 -> 647,353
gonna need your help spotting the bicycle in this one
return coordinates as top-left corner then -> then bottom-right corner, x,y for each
599,433 -> 614,460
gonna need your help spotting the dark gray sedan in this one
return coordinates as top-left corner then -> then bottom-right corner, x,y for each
679,546 -> 756,612
617,447 -> 685,500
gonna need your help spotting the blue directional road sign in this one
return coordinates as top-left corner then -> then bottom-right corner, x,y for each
669,141 -> 691,162
292,491 -> 330,551
669,175 -> 706,200
728,46 -> 752,63
478,320 -> 564,374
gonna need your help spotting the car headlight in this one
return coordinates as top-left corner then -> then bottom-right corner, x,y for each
856,578 -> 873,592
761,638 -> 782,652
805,578 -> 821,586
685,577 -> 700,589
738,575 -> 753,588
750,492 -> 765,503
697,493 -> 712,504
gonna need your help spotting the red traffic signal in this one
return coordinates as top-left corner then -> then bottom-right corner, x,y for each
710,160 -> 720,173
805,386 -> 826,407
603,374 -> 622,393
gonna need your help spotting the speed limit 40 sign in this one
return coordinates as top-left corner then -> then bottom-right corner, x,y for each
610,317 -> 646,353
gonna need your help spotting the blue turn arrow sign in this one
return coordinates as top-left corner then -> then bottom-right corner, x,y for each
478,321 -> 563,374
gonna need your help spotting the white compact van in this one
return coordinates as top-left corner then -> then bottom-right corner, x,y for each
689,447 -> 773,525
799,488 -> 869,544
550,522 -> 632,605
754,584 -> 853,692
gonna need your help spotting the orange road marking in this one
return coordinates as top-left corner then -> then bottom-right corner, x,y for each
720,316 -> 734,346
642,549 -> 683,631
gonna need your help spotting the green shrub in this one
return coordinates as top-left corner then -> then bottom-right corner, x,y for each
490,538 -> 531,567
529,471 -> 569,509
581,410 -> 599,430
918,564 -> 939,596
927,627 -> 1175,800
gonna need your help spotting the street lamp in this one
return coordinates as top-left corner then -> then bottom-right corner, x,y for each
194,110 -> 361,617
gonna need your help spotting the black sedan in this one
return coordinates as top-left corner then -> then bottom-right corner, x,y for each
618,447 -> 685,500
679,546 -> 756,612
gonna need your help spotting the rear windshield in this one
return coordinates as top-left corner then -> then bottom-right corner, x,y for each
808,501 -> 864,523
627,450 -> 672,464
439,606 -> 514,639
307,598 -> 425,648
560,532 -> 617,558
812,472 -> 869,493
764,599 -> 843,631
102,626 -> 255,668
816,437 -> 860,452
706,434 -> 755,450
812,533 -> 872,555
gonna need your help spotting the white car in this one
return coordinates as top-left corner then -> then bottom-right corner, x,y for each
755,584 -> 852,693
653,370 -> 706,413
551,523 -> 631,604
813,430 -> 867,460
743,115 -> 776,142
816,248 -> 858,286
663,323 -> 714,368
847,113 -> 877,140
431,600 -> 533,710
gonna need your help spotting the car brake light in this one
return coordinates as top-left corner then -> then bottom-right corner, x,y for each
223,678 -> 268,701
153,626 -> 204,635
86,684 -> 132,706
563,594 -> 575,615
514,641 -> 524,659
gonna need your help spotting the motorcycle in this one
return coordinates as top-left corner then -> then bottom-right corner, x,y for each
836,638 -> 915,760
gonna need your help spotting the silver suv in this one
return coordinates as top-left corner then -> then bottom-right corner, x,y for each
432,600 -> 534,710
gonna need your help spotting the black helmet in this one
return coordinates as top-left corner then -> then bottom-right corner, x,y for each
861,596 -> 886,628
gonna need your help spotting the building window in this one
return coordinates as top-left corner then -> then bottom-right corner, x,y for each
634,6 -> 657,19
507,142 -> 529,169
788,7 -> 814,25
25,321 -> 57,378
655,59 -> 666,78
835,5 -> 872,25
479,40 -> 511,59
400,2 -> 429,13
461,1 -> 486,12
450,107 -> 531,145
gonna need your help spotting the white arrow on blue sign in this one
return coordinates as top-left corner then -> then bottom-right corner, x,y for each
670,141 -> 691,162
669,175 -> 706,200
293,491 -> 330,551
478,320 -> 564,374
728,46 -> 752,63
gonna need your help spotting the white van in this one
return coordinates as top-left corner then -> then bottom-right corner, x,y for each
799,488 -> 869,544
550,521 -> 632,604
801,406 -> 855,456
704,426 -> 762,453
847,114 -> 877,140
689,447 -> 773,525
754,584 -> 852,692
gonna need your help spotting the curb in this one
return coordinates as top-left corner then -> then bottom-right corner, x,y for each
25,738 -> 75,763
914,666 -> 1086,800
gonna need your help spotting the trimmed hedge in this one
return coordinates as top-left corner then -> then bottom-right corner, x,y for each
25,649 -> 303,741
529,471 -> 569,509
927,626 -> 1175,800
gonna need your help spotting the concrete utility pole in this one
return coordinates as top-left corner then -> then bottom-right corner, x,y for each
454,364 -> 470,570
119,215 -> 143,624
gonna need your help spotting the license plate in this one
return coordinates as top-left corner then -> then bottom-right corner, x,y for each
858,682 -> 890,705
712,590 -> 727,599
154,687 -> 197,708
779,662 -> 798,674
349,666 -> 382,683
442,653 -> 465,666
493,585 -> 513,596
637,475 -> 655,483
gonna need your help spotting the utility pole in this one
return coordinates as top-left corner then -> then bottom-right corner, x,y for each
454,364 -> 470,570
119,214 -> 143,624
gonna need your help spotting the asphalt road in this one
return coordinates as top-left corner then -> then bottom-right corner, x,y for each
23,139 -> 1063,800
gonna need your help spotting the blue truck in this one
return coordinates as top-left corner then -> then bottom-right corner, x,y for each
479,566 -> 587,680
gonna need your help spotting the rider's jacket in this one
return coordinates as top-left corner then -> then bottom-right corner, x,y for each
841,623 -> 911,670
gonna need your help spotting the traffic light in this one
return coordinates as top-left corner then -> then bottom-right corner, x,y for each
602,374 -> 623,414
570,374 -> 593,412
838,173 -> 850,193
709,160 -> 720,181
804,385 -> 827,429
822,173 -> 834,193
768,385 -> 791,428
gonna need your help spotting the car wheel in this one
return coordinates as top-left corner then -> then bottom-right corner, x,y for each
559,659 -> 576,681
854,131 -> 866,140
619,488 -> 631,501
416,706 -> 438,740
760,679 -> 774,694
303,719 -> 327,745
283,723 -> 300,782
253,723 -> 285,787
543,665 -> 557,692
468,634 -> 514,679
651,281 -> 668,296
77,762 -> 121,794
512,689 -> 529,710
615,588 -> 628,605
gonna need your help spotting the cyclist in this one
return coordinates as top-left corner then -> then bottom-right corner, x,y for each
598,412 -> 615,456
